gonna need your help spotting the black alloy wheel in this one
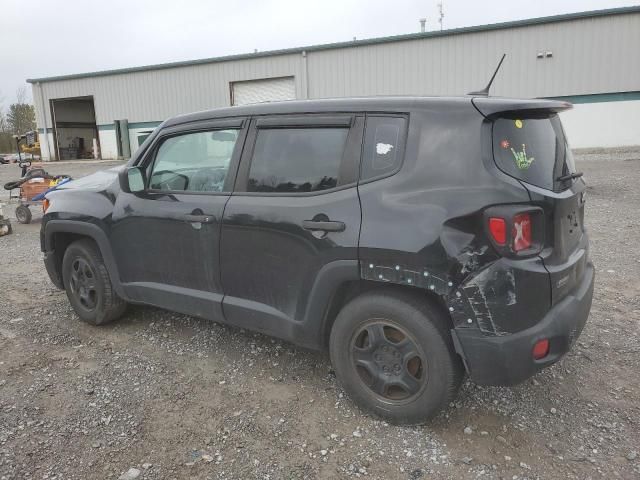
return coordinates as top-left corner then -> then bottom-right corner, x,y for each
350,321 -> 427,402
329,289 -> 464,424
62,239 -> 127,325
68,257 -> 98,311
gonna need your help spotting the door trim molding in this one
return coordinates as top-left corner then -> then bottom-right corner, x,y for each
123,282 -> 224,322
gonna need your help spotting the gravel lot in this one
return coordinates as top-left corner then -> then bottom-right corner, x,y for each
0,152 -> 639,480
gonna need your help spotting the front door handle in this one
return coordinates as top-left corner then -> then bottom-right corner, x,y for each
302,220 -> 345,232
182,214 -> 215,224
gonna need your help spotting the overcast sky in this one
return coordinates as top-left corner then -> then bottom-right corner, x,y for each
0,0 -> 636,105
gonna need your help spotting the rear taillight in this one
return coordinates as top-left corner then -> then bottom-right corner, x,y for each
512,213 -> 532,251
488,217 -> 506,245
484,206 -> 544,258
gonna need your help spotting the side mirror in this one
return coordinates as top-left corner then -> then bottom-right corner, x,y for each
119,166 -> 145,193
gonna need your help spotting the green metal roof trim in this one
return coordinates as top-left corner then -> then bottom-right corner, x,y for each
27,6 -> 640,84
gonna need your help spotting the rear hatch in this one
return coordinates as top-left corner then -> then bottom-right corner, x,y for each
475,98 -> 589,305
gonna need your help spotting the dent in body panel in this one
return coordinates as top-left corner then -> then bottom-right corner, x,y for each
457,244 -> 490,277
458,265 -> 517,335
359,240 -> 507,335
358,209 -> 547,336
359,248 -> 529,336
440,219 -> 516,335
452,254 -> 551,335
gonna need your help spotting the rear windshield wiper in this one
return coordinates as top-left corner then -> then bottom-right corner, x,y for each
556,172 -> 584,182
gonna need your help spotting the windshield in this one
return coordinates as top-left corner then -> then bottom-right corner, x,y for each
492,114 -> 576,191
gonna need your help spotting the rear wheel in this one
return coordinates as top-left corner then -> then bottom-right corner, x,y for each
62,239 -> 126,325
329,289 -> 463,425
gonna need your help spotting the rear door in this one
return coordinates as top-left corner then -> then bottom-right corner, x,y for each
219,114 -> 363,342
491,113 -> 588,304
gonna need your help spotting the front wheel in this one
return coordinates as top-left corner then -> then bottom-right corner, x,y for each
62,239 -> 127,325
329,289 -> 464,425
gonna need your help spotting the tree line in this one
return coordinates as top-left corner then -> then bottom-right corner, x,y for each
0,87 -> 37,153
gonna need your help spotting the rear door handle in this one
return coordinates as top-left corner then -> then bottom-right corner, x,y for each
302,220 -> 345,232
182,214 -> 215,223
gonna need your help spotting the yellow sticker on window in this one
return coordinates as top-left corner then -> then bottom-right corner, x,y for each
515,119 -> 523,129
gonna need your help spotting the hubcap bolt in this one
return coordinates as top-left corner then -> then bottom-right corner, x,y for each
383,366 -> 389,373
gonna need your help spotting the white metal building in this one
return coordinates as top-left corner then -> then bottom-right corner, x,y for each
28,6 -> 640,160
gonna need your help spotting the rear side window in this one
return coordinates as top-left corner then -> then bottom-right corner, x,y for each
247,128 -> 348,193
360,116 -> 407,181
492,114 -> 576,191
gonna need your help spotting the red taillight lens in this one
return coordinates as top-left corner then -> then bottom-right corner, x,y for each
512,213 -> 532,251
488,217 -> 507,245
485,206 -> 542,257
532,339 -> 550,360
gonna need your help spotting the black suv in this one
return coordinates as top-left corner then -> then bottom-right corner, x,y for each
41,97 -> 594,424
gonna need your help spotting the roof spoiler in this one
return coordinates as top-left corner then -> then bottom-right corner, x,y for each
472,97 -> 574,118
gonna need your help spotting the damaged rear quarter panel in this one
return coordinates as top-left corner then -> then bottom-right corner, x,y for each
357,105 -> 551,335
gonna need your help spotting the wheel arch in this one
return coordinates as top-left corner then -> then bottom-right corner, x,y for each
319,279 -> 454,349
44,220 -> 125,297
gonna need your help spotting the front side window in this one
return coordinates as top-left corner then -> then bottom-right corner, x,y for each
246,128 -> 348,193
148,129 -> 239,192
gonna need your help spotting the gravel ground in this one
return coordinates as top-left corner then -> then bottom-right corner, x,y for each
0,152 -> 639,480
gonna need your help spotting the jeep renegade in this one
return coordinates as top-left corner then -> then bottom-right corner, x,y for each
41,96 -> 594,424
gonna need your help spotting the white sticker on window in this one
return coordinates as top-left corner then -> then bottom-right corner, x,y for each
376,143 -> 394,155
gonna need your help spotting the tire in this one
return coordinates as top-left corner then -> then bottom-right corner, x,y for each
329,289 -> 464,425
15,205 -> 32,224
62,239 -> 127,325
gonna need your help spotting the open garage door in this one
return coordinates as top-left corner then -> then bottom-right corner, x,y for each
50,96 -> 100,160
231,77 -> 296,106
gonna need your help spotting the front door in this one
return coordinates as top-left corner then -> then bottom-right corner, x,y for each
110,118 -> 247,320
220,115 -> 363,344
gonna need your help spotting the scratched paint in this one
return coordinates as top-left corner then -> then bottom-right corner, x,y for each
458,244 -> 490,276
461,267 -> 513,335
359,245 -> 527,337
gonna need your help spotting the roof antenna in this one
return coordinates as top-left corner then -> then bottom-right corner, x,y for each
467,53 -> 506,96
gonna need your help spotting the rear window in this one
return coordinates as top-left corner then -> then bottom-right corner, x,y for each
492,114 -> 576,191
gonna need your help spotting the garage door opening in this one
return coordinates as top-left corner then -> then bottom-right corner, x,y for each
50,96 -> 100,160
231,76 -> 296,106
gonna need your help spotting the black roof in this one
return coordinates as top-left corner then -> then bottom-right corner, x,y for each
165,96 -> 572,126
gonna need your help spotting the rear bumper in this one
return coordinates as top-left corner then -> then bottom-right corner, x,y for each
452,261 -> 595,386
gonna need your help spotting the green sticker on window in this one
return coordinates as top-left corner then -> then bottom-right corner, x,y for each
511,144 -> 534,170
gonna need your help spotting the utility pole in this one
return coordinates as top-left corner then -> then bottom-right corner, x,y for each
438,2 -> 444,31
